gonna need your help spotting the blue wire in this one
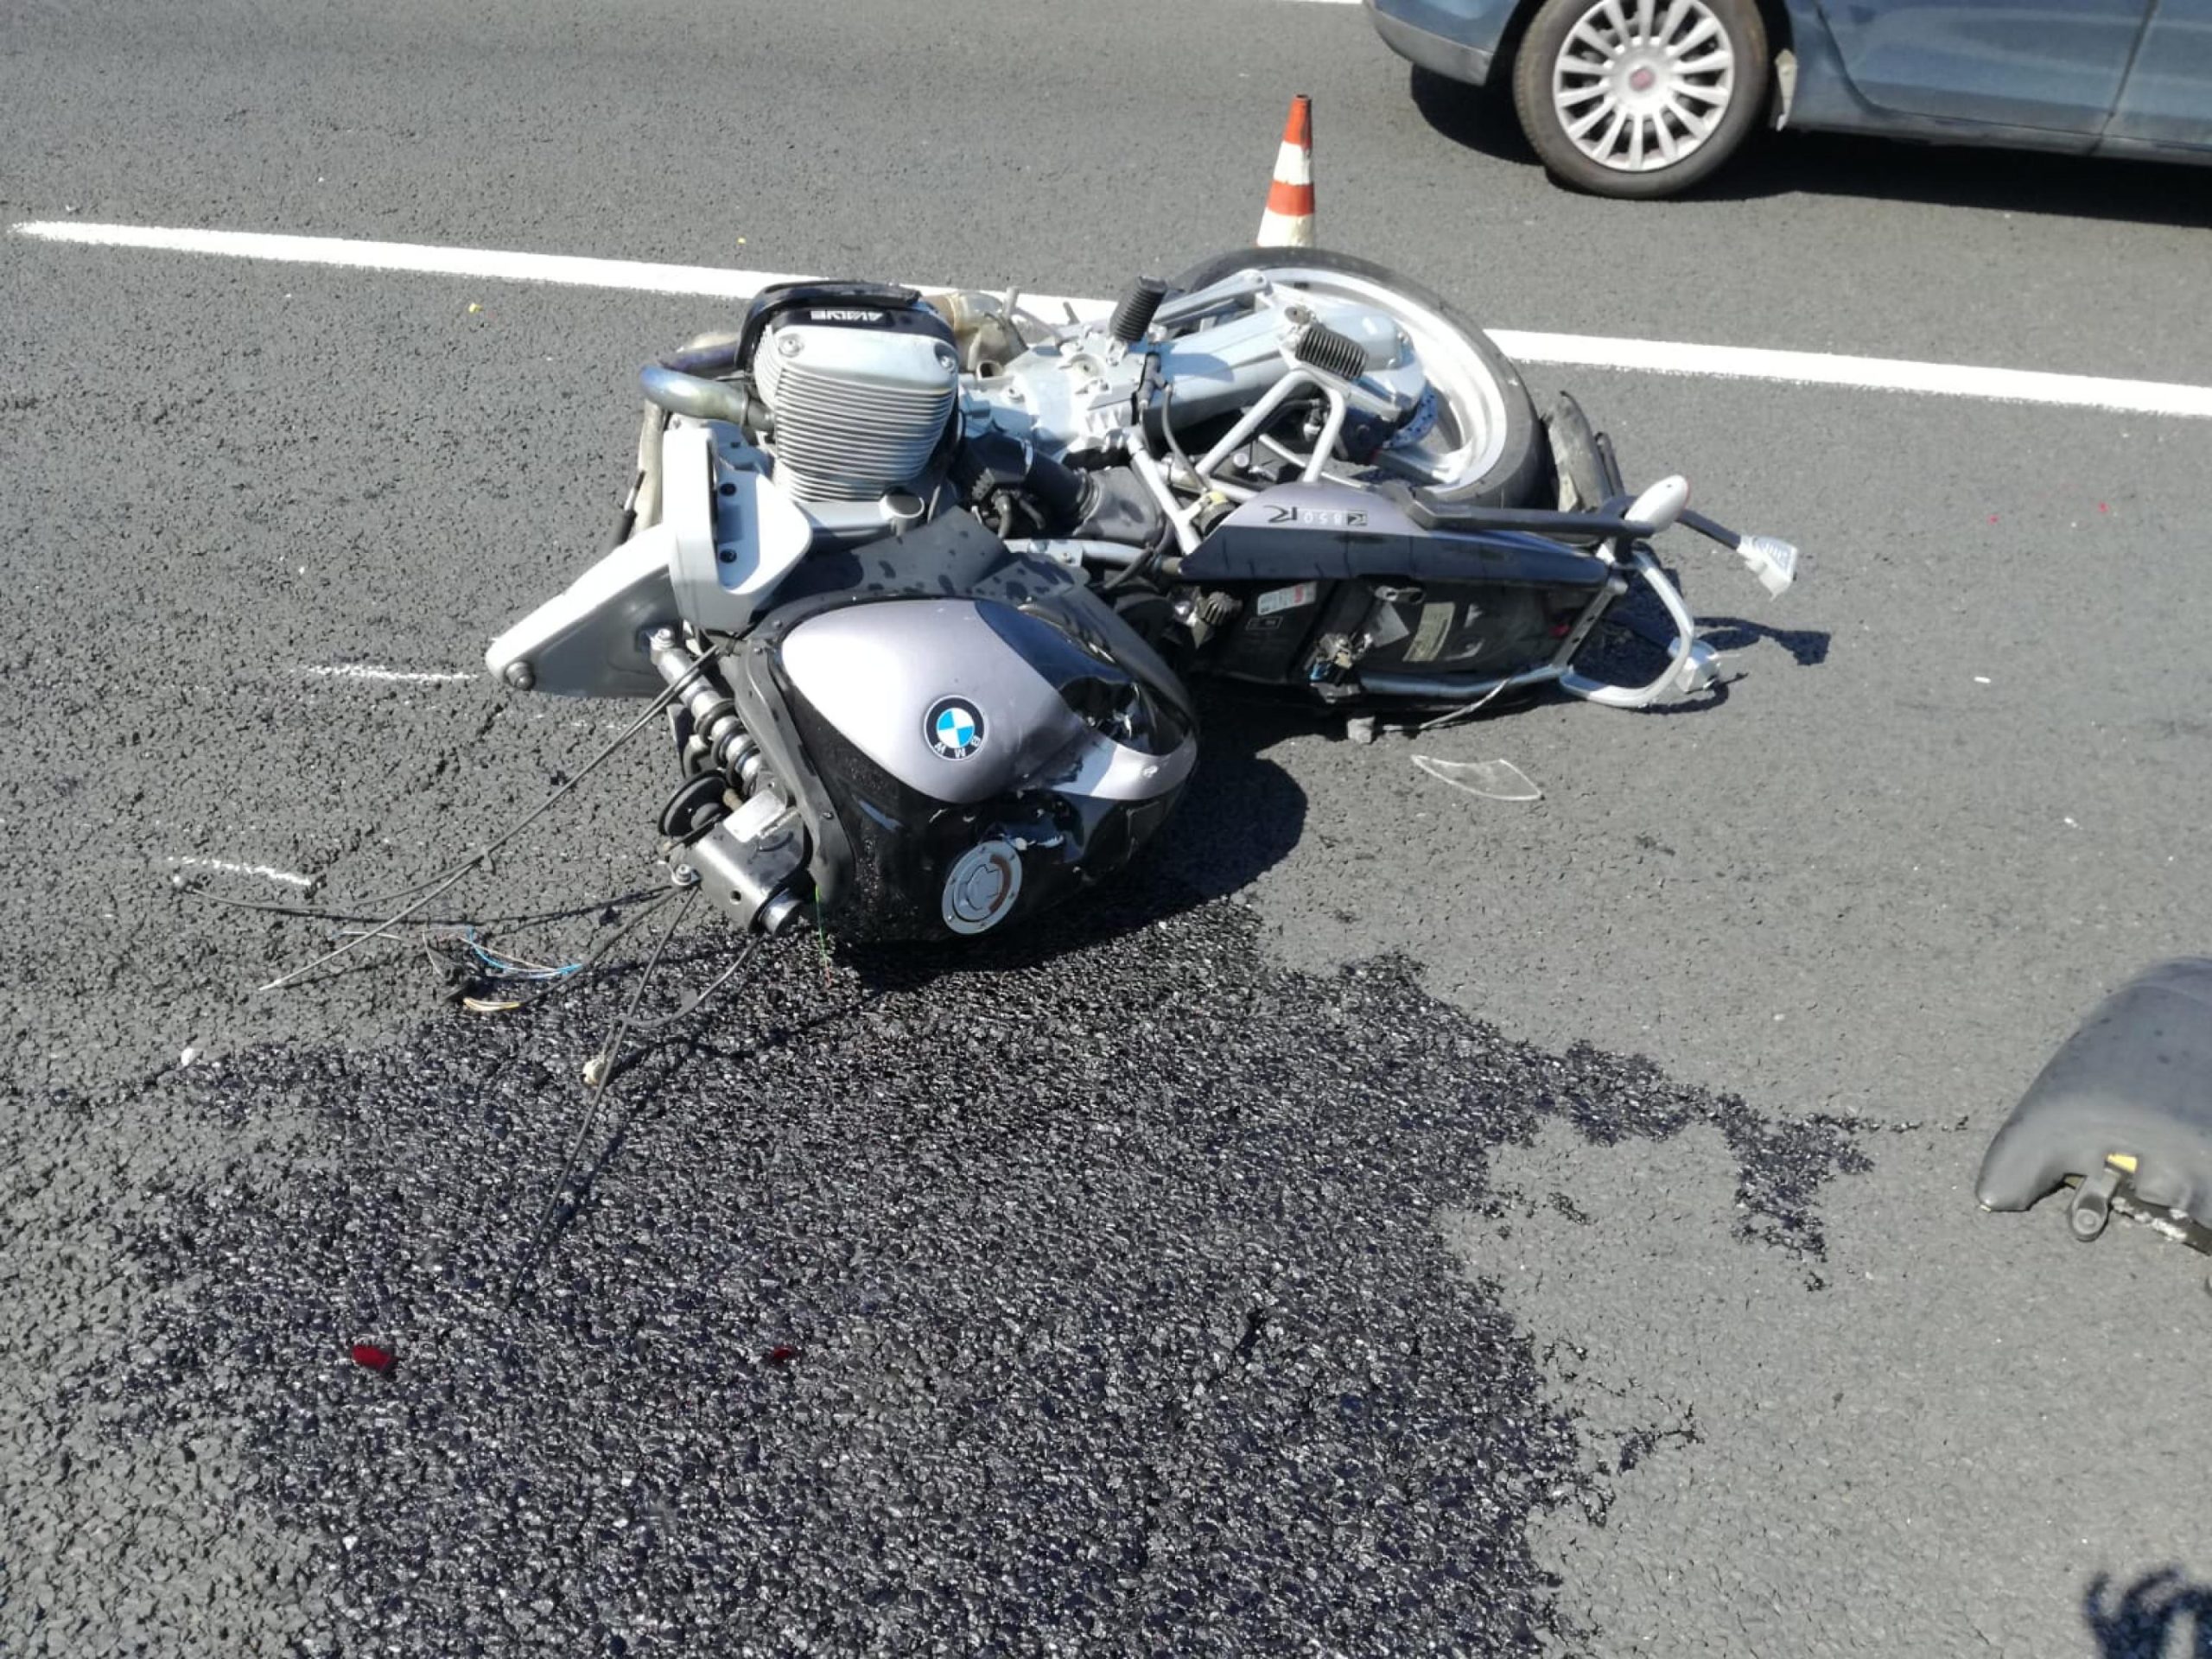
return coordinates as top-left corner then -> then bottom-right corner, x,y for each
461,926 -> 582,981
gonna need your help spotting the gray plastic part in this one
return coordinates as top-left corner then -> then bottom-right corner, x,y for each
1977,957 -> 2212,1226
665,424 -> 814,636
779,600 -> 1093,808
482,523 -> 679,699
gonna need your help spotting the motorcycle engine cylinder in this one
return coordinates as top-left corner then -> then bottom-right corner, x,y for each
753,315 -> 959,504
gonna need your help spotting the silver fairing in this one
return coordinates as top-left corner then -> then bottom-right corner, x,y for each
778,600 -> 1193,808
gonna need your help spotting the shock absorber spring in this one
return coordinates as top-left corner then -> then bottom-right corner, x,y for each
1292,320 -> 1370,385
649,628 -> 744,774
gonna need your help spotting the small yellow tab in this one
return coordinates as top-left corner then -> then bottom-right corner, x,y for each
2107,1153 -> 2139,1174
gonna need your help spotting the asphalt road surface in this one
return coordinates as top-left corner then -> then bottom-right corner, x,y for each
5,1 -> 2211,1654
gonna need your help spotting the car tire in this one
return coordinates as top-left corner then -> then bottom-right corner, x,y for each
1510,0 -> 1769,199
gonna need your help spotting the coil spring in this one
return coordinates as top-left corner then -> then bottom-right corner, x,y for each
1293,321 -> 1369,384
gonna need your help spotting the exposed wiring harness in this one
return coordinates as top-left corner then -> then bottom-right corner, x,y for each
249,640 -> 732,995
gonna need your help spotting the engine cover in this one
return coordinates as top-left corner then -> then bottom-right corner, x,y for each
782,601 -> 1106,807
745,284 -> 959,504
713,509 -> 1198,941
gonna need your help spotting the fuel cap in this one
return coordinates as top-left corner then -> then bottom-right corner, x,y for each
941,840 -> 1023,935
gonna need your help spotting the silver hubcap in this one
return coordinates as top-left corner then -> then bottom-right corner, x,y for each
1550,0 -> 1736,174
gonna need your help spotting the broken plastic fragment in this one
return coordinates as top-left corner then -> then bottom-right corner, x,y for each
1413,754 -> 1542,803
349,1342 -> 396,1375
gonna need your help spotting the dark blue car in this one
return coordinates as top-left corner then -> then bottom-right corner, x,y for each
1368,0 -> 2212,195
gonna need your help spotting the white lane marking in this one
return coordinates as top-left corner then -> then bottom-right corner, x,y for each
300,663 -> 477,684
17,219 -> 2212,419
1486,328 -> 2212,421
169,855 -> 315,888
16,219 -> 814,298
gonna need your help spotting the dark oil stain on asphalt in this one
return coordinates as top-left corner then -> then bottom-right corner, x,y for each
102,878 -> 1869,1656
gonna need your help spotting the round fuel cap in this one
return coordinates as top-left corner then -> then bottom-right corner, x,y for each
942,840 -> 1023,935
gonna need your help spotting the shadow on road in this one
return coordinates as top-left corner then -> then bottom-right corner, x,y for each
2086,1568 -> 2212,1658
1563,574 -> 1831,703
1697,615 -> 1831,668
1408,67 -> 2212,229
1152,692 -> 1313,898
1408,66 -> 1541,168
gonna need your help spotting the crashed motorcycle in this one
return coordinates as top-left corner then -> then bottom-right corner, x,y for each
486,250 -> 1798,944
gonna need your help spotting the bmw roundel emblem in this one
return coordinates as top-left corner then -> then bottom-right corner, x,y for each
925,696 -> 985,760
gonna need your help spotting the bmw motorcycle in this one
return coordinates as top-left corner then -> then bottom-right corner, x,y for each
486,250 -> 1798,944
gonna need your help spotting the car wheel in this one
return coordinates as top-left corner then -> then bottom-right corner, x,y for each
1510,0 -> 1769,199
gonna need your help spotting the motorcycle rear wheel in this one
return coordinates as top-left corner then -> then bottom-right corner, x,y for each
1164,248 -> 1549,512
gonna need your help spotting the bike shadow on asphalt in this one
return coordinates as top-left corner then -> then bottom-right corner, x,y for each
1694,615 -> 1829,668
1406,67 -> 2212,229
2083,1567 -> 2212,1659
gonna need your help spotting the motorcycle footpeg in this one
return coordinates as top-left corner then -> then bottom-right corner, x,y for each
1678,508 -> 1798,599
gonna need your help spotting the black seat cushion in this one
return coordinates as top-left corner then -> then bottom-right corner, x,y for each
1978,958 -> 2212,1225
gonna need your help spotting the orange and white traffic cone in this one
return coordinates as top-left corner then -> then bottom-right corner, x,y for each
1256,93 -> 1316,248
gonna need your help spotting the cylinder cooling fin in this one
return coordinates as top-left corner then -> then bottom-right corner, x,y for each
739,283 -> 961,505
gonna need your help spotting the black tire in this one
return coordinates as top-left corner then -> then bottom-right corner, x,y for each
1164,247 -> 1550,512
1544,390 -> 1615,511
1510,0 -> 1768,200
